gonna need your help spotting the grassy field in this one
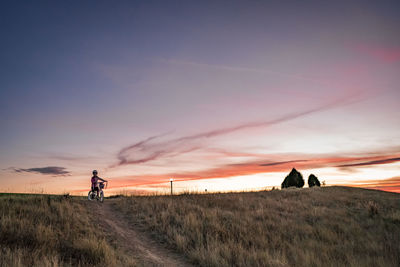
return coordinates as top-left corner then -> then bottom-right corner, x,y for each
0,194 -> 134,267
114,186 -> 400,267
1,187 -> 399,266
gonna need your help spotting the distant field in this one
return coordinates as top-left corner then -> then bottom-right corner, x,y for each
0,194 -> 134,267
114,186 -> 400,267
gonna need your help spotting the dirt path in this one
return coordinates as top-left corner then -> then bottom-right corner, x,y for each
85,200 -> 193,267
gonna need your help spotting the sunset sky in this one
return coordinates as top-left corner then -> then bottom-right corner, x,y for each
1,1 -> 399,195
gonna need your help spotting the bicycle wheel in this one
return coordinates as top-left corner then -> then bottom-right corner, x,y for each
99,191 -> 104,202
88,191 -> 95,201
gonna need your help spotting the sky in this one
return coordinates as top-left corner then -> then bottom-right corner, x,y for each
1,0 -> 399,195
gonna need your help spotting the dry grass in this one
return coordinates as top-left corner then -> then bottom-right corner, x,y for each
0,194 -> 134,267
1,187 -> 399,266
367,200 -> 379,217
114,186 -> 400,267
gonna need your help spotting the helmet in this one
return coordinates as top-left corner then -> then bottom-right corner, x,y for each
92,170 -> 98,175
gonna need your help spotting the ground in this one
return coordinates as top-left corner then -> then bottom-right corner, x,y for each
85,200 -> 192,266
1,187 -> 399,266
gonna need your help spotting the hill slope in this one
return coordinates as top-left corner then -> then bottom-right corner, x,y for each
0,194 -> 134,266
113,186 -> 400,267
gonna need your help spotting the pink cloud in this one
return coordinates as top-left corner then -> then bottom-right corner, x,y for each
113,94 -> 362,167
357,44 -> 400,63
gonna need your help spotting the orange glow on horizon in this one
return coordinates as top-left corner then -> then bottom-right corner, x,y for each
79,153 -> 400,194
2,154 -> 400,196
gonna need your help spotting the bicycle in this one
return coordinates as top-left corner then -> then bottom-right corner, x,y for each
88,181 -> 108,202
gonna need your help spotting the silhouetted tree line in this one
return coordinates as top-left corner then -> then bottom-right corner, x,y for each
308,174 -> 320,187
281,168 -> 321,189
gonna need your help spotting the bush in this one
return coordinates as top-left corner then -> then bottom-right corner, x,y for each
281,168 -> 304,189
367,201 -> 379,217
308,174 -> 321,187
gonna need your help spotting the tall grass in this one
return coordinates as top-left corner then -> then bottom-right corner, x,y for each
114,186 -> 400,267
0,194 -> 133,267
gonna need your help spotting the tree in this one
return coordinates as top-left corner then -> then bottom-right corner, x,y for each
308,174 -> 321,187
281,168 -> 304,189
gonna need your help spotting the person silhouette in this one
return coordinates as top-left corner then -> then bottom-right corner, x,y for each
91,170 -> 107,199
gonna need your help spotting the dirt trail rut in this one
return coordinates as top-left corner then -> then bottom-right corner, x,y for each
86,200 -> 193,267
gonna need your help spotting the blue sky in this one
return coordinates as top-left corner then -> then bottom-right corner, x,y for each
1,0 -> 400,194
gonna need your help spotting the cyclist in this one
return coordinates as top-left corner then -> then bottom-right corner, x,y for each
91,170 -> 107,199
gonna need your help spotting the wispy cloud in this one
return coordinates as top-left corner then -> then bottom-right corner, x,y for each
12,166 -> 70,176
162,59 -> 323,84
357,44 -> 400,63
114,95 -> 361,167
336,157 -> 400,168
260,160 -> 309,167
50,155 -> 90,161
345,176 -> 400,193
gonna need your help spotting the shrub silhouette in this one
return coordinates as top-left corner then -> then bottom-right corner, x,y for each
308,174 -> 321,187
281,168 -> 304,189
367,201 -> 379,217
